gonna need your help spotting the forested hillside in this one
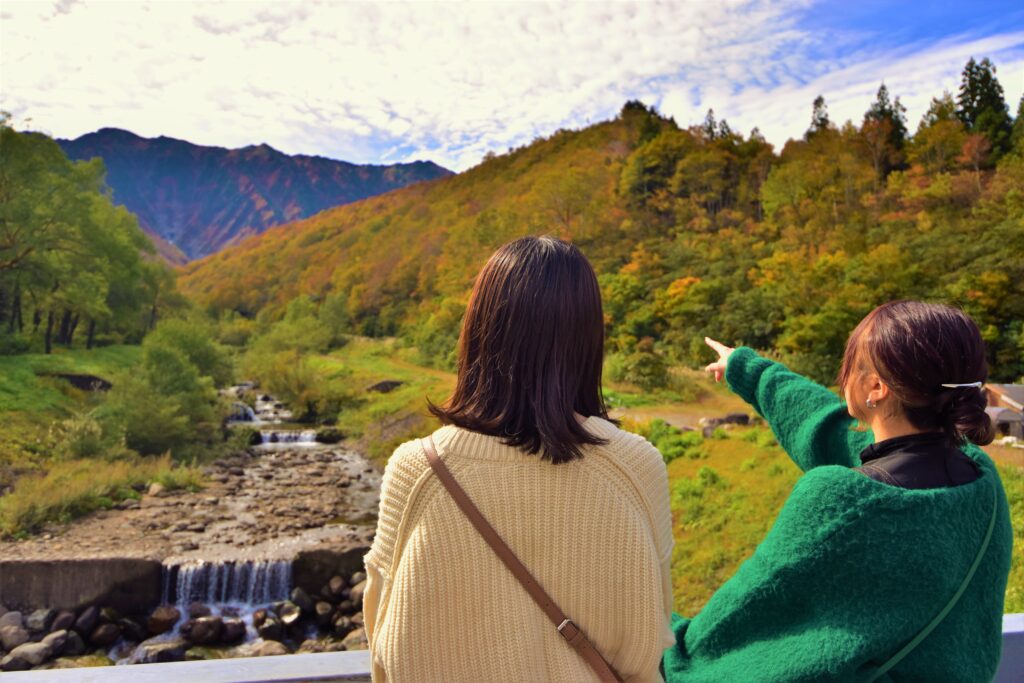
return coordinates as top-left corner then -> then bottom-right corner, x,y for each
181,57 -> 1024,383
58,128 -> 452,260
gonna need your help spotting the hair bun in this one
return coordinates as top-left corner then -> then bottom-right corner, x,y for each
937,387 -> 993,445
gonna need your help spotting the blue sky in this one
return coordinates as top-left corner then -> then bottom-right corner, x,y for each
1,1 -> 1021,171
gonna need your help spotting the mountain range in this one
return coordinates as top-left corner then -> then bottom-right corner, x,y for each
57,128 -> 451,262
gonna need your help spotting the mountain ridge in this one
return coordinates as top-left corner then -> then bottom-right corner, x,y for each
56,128 -> 452,261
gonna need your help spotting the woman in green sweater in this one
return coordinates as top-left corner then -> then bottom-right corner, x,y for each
663,301 -> 1013,682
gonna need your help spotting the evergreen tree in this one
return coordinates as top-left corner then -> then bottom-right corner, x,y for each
805,95 -> 831,140
702,109 -> 718,140
864,83 -> 908,151
1012,94 -> 1024,152
956,57 -> 1013,156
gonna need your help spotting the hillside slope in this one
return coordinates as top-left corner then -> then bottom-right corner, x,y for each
58,128 -> 452,260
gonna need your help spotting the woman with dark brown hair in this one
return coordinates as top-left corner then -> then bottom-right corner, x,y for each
364,236 -> 674,682
663,300 -> 1012,682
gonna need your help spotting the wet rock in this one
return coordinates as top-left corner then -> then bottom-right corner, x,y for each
99,607 -> 121,624
221,618 -> 246,644
4,641 -> 53,668
336,600 -> 356,615
1,651 -> 31,672
41,629 -> 68,656
89,622 -> 120,647
256,616 -> 283,642
188,602 -> 212,619
297,638 -> 324,654
341,626 -> 367,650
328,575 -> 347,598
290,587 -> 314,614
252,639 -> 288,657
62,630 -> 86,657
26,608 -> 56,633
349,579 -> 367,606
332,614 -> 354,637
351,611 -> 364,627
0,624 -> 29,651
148,605 -> 181,636
252,608 -> 268,629
73,606 -> 99,635
275,601 -> 301,626
314,601 -> 334,628
0,611 -> 22,629
128,636 -> 188,664
148,482 -> 166,497
119,617 -> 148,642
350,571 -> 366,585
186,616 -> 223,645
315,428 -> 344,444
51,611 -> 76,633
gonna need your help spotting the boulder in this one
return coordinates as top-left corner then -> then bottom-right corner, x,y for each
221,618 -> 246,644
99,607 -> 121,624
336,600 -> 355,615
25,608 -> 56,633
147,606 -> 181,636
275,601 -> 301,626
0,652 -> 31,672
367,380 -> 403,393
314,428 -> 344,444
341,627 -> 367,650
62,630 -> 86,657
148,482 -> 166,497
0,611 -> 22,629
51,611 -> 76,633
349,579 -> 367,607
127,637 -> 188,664
89,622 -> 120,647
350,571 -> 367,585
332,615 -> 353,637
290,587 -> 314,614
314,601 -> 334,628
73,606 -> 99,635
328,575 -> 347,598
188,602 -> 212,619
256,616 -> 283,642
252,608 -> 268,629
119,617 -> 148,642
0,624 -> 29,651
252,639 -> 288,657
186,616 -> 223,645
722,412 -> 750,425
5,641 -> 53,668
41,629 -> 68,656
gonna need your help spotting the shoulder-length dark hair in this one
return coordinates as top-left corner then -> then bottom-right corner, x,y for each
837,300 -> 993,445
429,236 -> 612,463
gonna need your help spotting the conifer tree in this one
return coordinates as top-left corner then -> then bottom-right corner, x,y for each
956,57 -> 1012,156
805,95 -> 831,140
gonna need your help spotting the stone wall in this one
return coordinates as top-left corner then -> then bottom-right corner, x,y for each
0,559 -> 162,613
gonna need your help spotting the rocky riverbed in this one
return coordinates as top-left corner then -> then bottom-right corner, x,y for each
0,445 -> 380,563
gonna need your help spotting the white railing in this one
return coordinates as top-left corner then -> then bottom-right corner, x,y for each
3,615 -> 1022,682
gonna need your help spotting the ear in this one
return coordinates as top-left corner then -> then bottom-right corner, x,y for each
867,374 -> 890,404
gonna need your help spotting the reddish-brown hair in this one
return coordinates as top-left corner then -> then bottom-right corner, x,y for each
838,300 -> 993,445
429,236 -> 611,463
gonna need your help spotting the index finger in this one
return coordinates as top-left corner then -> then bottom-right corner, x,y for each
704,337 -> 730,355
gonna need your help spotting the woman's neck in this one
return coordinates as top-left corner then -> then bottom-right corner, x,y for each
870,415 -> 929,443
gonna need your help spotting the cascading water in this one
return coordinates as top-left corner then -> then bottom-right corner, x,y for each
162,559 -> 293,608
259,429 -> 318,445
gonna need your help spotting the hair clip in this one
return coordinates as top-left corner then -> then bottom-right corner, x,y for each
940,381 -> 983,388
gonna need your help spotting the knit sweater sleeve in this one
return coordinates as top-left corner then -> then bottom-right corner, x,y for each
725,346 -> 871,470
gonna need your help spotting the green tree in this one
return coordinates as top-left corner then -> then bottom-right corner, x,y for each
805,95 -> 831,140
957,57 -> 1013,156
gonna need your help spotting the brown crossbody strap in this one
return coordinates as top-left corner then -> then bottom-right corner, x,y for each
421,436 -> 624,683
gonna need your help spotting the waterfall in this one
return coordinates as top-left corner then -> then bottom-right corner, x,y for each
228,402 -> 257,423
259,429 -> 318,444
161,559 -> 293,607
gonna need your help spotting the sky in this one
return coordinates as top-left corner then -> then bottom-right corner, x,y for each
1,0 -> 1022,172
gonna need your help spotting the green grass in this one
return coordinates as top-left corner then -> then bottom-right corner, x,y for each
0,346 -> 141,412
999,462 -> 1024,613
0,453 -> 203,538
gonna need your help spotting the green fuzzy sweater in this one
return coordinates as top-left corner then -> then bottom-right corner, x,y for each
663,348 -> 1013,682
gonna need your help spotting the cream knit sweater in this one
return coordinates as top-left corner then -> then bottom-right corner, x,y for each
363,416 -> 674,682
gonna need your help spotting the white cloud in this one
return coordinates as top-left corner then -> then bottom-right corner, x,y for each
0,1 -> 1021,171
